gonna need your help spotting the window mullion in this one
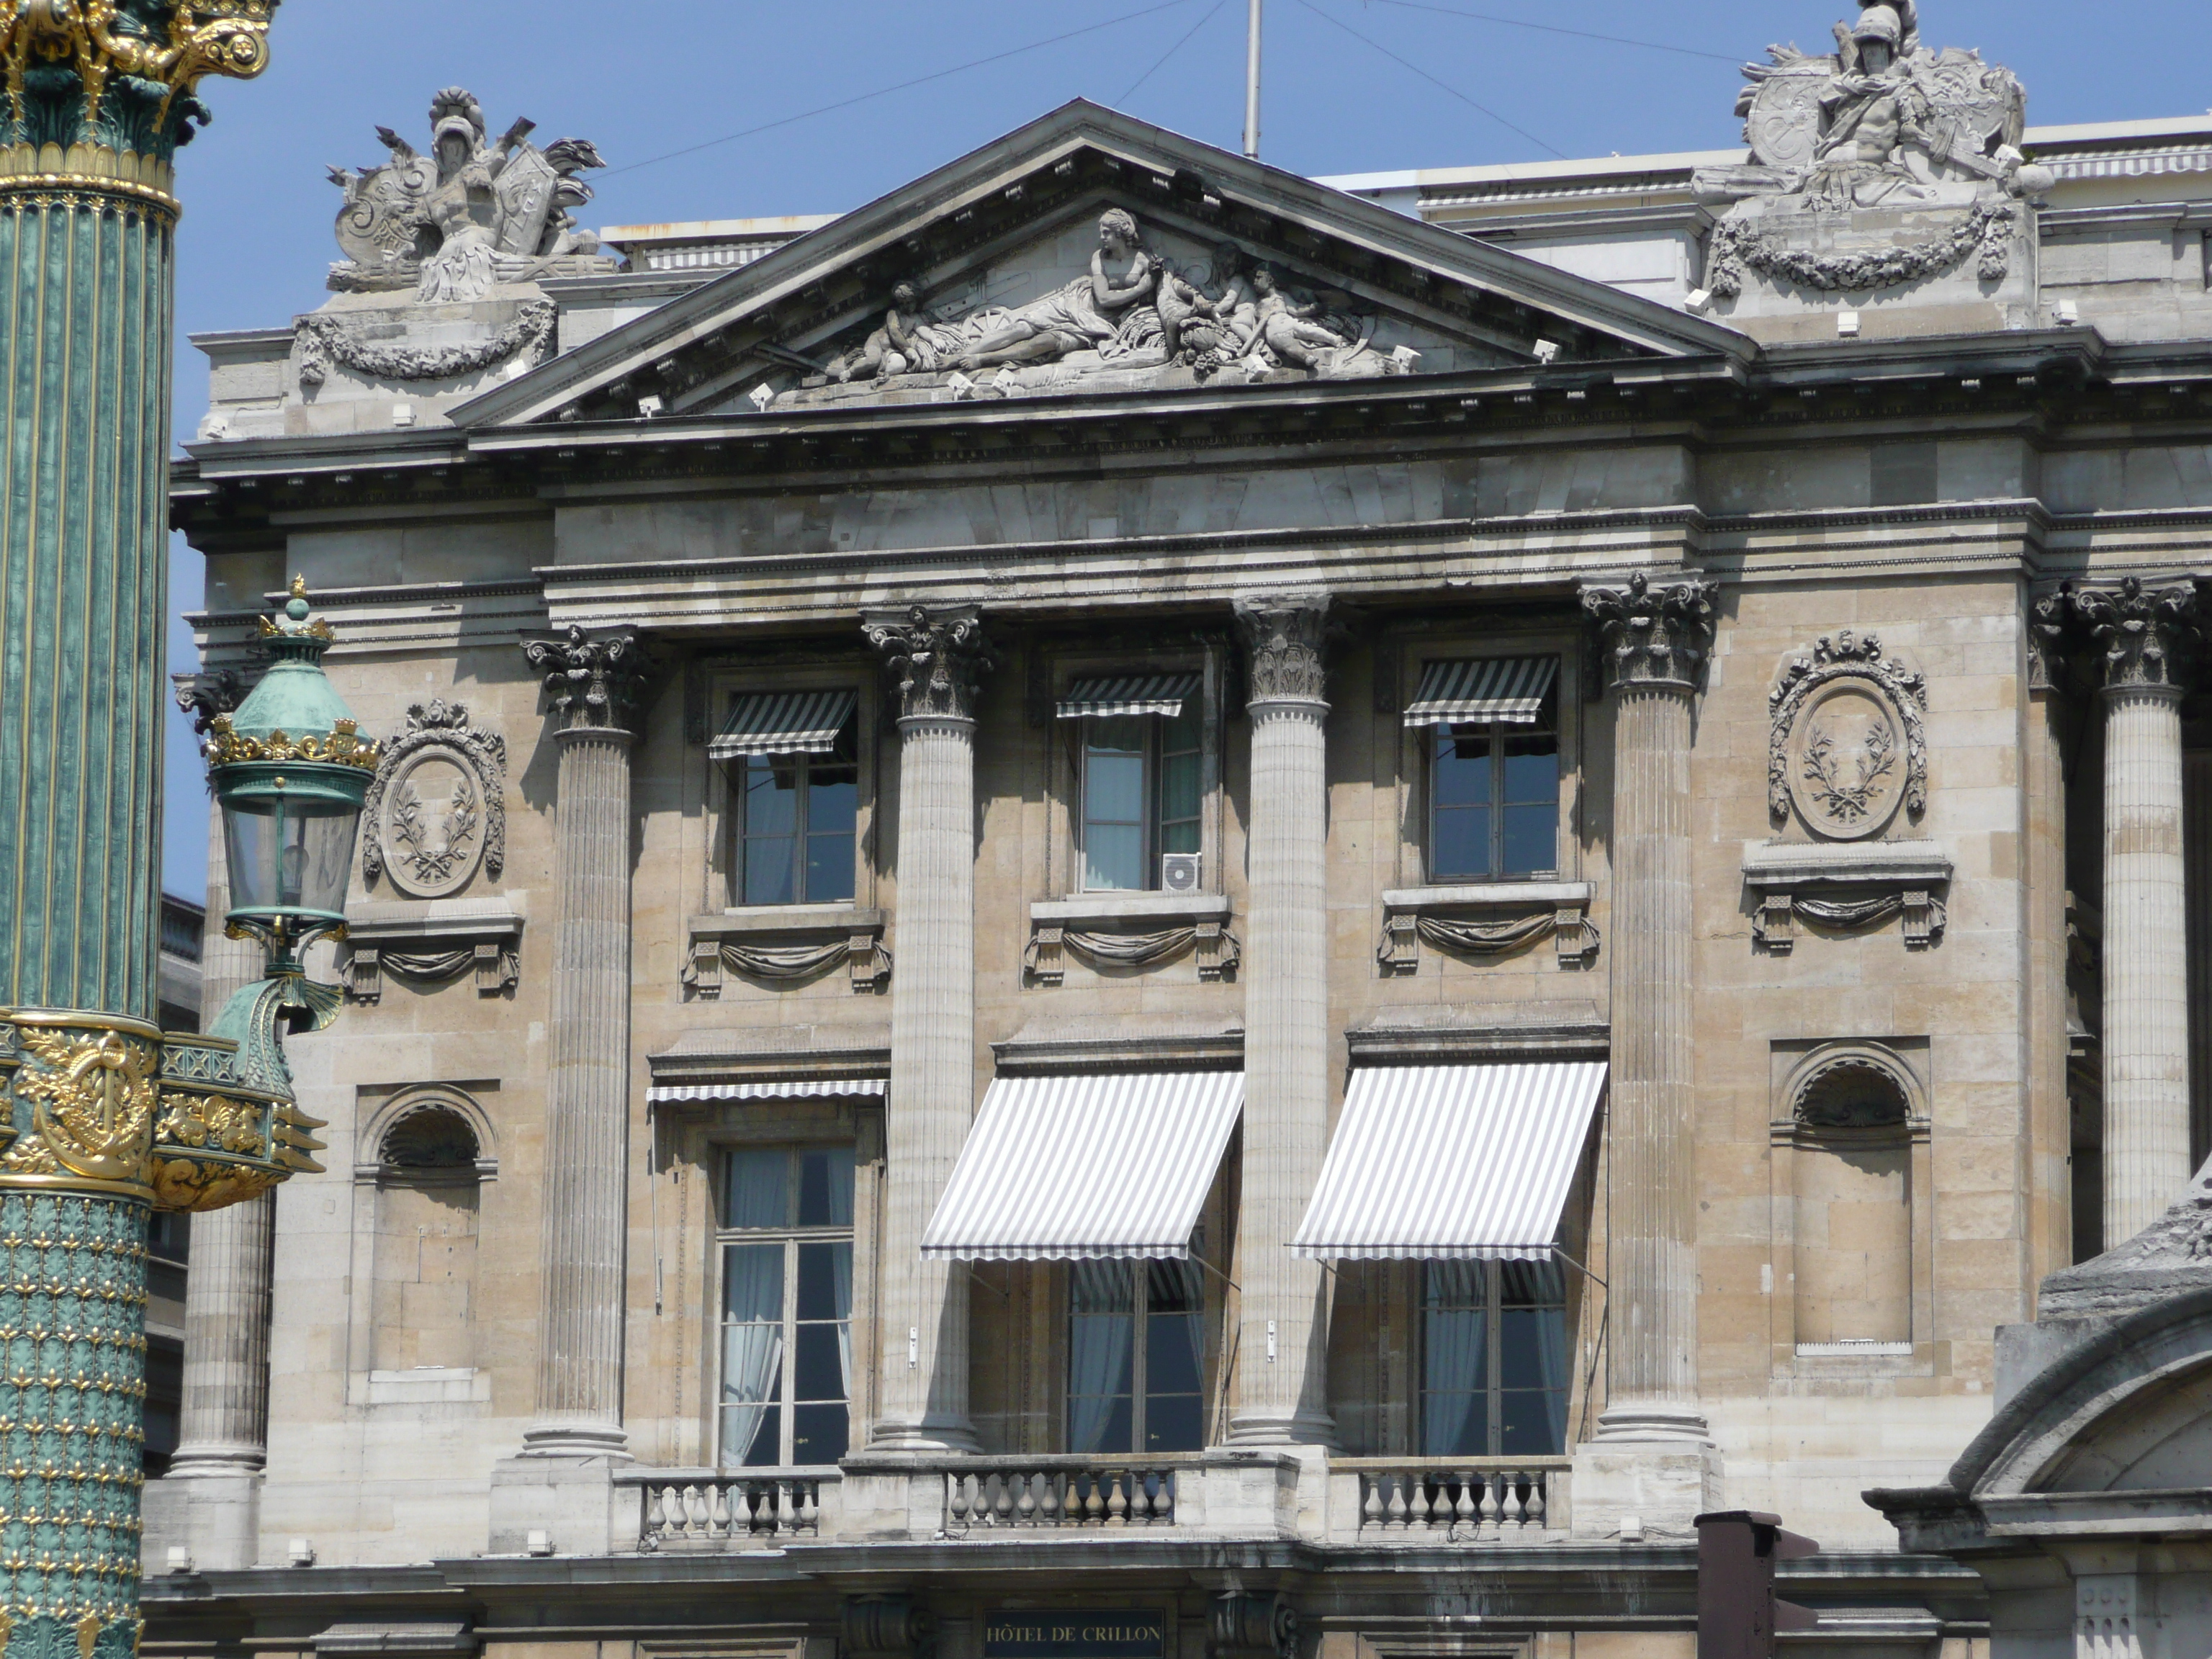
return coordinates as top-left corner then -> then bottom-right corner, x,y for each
792,764 -> 809,903
1491,732 -> 1506,880
781,1238 -> 800,1466
1131,1264 -> 1148,1453
1488,1261 -> 1503,1457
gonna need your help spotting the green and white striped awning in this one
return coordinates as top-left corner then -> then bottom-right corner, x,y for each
1056,673 -> 1202,720
1403,657 -> 1557,727
709,689 -> 857,759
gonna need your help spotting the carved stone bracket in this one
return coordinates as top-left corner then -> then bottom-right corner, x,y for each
521,624 -> 652,732
361,698 -> 507,899
1211,1593 -> 1297,1659
1768,631 -> 1928,839
862,605 -> 993,721
843,1596 -> 934,1659
172,667 -> 246,738
1023,895 -> 1238,986
2069,577 -> 2202,693
685,910 -> 891,997
1581,572 -> 1719,693
1743,842 -> 1952,953
2028,590 -> 2069,693
1376,884 -> 1599,974
341,900 -> 525,1003
1234,594 -> 1331,703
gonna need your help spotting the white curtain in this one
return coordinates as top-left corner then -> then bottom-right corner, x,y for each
1422,1261 -> 1488,1458
830,1241 -> 854,1398
720,1244 -> 785,1467
1068,1262 -> 1134,1455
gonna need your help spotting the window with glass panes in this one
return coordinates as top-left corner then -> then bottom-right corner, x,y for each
733,719 -> 858,906
1429,696 -> 1560,882
718,1146 -> 855,1468
1079,701 -> 1202,891
1420,1259 -> 1570,1457
1066,1259 -> 1206,1454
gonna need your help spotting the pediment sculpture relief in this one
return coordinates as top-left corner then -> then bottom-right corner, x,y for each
1691,1 -> 2051,308
1770,631 -> 1928,840
770,209 -> 1418,410
361,699 -> 508,900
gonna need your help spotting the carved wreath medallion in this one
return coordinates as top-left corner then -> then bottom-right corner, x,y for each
1770,631 -> 1928,840
361,699 -> 507,898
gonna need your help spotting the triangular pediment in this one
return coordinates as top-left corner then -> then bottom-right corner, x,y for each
454,101 -> 1750,428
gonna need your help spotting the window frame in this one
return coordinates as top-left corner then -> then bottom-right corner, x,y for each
1425,704 -> 1562,885
1390,641 -> 1580,891
1074,703 -> 1205,894
1416,1258 -> 1572,1460
713,1144 -> 858,1471
1064,1258 -> 1209,1456
1048,647 -> 1222,899
703,670 -> 877,915
730,724 -> 861,908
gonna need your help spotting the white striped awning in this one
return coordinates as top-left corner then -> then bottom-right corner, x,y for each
1290,1061 -> 1606,1261
921,1071 -> 1244,1260
1056,673 -> 1202,720
709,689 -> 858,759
1403,657 -> 1557,727
647,1077 -> 886,1105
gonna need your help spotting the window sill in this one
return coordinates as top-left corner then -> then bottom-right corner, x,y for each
686,909 -> 889,998
1377,884 -> 1597,975
1741,839 -> 1952,953
1025,894 -> 1236,987
341,899 -> 523,1004
1033,893 -> 1229,927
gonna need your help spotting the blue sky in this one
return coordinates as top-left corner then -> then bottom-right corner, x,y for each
161,0 -> 2212,899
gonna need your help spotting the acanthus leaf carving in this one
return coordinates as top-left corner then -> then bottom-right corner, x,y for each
1234,595 -> 1331,703
522,625 -> 652,732
1581,571 -> 1719,693
862,606 -> 993,722
2069,576 -> 2201,693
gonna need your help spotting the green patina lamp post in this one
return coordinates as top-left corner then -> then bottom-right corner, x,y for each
0,6 -> 361,1658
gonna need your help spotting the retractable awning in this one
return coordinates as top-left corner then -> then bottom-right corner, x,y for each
1290,1061 -> 1606,1260
646,1077 -> 886,1105
1056,673 -> 1202,720
709,688 -> 858,759
1403,657 -> 1557,727
922,1071 -> 1244,1260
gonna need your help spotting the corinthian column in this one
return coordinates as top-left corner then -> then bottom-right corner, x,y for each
1581,572 -> 1717,1444
2073,579 -> 2199,1244
518,626 -> 651,1456
863,606 -> 992,1450
1228,595 -> 1336,1447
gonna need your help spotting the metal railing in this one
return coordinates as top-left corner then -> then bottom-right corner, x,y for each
1339,1460 -> 1569,1539
622,1468 -> 838,1548
943,1457 -> 1186,1529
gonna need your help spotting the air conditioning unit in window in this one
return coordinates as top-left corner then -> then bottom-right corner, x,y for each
1161,853 -> 1202,894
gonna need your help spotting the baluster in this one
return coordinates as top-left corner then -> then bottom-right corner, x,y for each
1453,1472 -> 1477,1530
947,1473 -> 970,1525
1157,1470 -> 1176,1524
1523,1473 -> 1545,1532
1040,1473 -> 1062,1525
644,1483 -> 668,1544
1084,1472 -> 1107,1524
995,1473 -> 1019,1525
1478,1470 -> 1502,1539
1362,1475 -> 1383,1530
799,1478 -> 820,1532
711,1480 -> 736,1537
1017,1473 -> 1039,1524
779,1478 -> 800,1534
1385,1472 -> 1409,1528
1498,1472 -> 1525,1532
1105,1470 -> 1128,1524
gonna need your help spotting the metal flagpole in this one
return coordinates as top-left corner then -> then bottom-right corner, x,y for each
1244,0 -> 1264,158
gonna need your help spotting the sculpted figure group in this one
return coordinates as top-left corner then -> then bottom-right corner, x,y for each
827,209 -> 1394,387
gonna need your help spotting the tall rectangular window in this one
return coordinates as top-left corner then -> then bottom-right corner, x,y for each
1421,1259 -> 1570,1457
1066,1259 -> 1205,1454
719,1145 -> 855,1468
1081,701 -> 1202,891
1429,707 -> 1559,883
734,722 -> 858,906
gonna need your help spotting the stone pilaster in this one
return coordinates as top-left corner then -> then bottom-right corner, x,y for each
862,606 -> 992,1451
2026,595 -> 2077,1281
1228,595 -> 1336,1447
1572,573 -> 1721,1537
2072,580 -> 2199,1244
518,626 -> 650,1456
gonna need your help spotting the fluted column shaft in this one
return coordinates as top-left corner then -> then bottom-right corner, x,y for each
2069,579 -> 2200,1244
1228,597 -> 1336,1447
2100,683 -> 2189,1242
1582,573 -> 1717,1442
170,813 -> 277,1478
518,626 -> 649,1458
863,606 -> 991,1451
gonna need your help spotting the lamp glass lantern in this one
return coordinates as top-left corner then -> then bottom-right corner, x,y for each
206,580 -> 381,958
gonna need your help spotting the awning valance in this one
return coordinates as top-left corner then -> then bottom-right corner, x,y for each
647,1077 -> 886,1105
921,1071 -> 1243,1260
1290,1061 -> 1606,1260
1403,657 -> 1557,727
709,688 -> 858,759
1056,673 -> 1202,720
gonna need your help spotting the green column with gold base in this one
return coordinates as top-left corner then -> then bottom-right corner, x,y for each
0,8 -> 292,1657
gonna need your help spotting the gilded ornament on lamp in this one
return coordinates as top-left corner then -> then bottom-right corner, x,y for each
203,711 -> 380,769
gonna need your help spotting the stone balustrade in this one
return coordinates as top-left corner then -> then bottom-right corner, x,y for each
1330,1458 -> 1570,1541
623,1468 -> 839,1550
945,1457 -> 1185,1529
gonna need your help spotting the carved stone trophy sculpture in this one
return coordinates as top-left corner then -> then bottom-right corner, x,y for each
1691,0 -> 2054,327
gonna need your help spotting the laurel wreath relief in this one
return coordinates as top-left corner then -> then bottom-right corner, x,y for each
1800,715 -> 1897,824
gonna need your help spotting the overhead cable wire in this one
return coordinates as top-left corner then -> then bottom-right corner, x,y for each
598,0 -> 1204,181
1290,0 -> 1568,158
1362,0 -> 1745,66
1119,0 -> 1236,105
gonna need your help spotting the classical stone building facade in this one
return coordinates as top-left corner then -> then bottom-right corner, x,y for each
150,15 -> 2212,1658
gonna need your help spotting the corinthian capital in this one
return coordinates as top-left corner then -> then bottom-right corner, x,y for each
1581,571 -> 1719,693
2070,577 -> 2200,693
1234,594 -> 1331,703
863,605 -> 994,722
522,625 -> 652,732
